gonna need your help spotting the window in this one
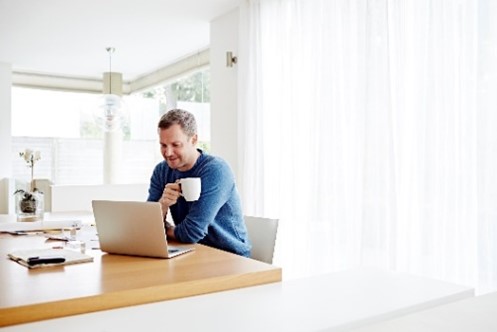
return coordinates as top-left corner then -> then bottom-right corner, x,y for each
12,68 -> 210,185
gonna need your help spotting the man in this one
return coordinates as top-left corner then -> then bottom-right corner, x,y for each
147,109 -> 251,257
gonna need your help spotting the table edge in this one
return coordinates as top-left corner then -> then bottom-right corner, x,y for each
0,267 -> 282,327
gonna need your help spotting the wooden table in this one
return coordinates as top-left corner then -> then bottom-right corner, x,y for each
0,232 -> 282,327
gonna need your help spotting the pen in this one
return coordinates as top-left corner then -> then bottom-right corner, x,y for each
27,256 -> 66,266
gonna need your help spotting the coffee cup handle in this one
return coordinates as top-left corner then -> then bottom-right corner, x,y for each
176,180 -> 183,195
178,183 -> 184,197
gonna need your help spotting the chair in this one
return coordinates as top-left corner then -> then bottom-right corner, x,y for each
244,216 -> 279,264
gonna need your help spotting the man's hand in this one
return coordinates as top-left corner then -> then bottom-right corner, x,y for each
165,223 -> 176,239
159,182 -> 181,217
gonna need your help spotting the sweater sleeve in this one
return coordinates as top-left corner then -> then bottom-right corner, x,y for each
173,160 -> 233,243
147,162 -> 165,202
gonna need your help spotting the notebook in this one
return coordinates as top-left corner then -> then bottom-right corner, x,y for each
91,200 -> 194,259
8,248 -> 93,269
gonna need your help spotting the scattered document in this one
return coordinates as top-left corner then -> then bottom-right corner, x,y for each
0,219 -> 82,233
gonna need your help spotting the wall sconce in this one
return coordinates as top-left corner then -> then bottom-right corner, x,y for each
226,51 -> 238,67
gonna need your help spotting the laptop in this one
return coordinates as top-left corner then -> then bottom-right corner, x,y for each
92,200 -> 194,258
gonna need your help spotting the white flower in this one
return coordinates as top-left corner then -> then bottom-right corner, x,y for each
19,149 -> 41,168
17,148 -> 42,193
21,149 -> 32,162
33,150 -> 41,162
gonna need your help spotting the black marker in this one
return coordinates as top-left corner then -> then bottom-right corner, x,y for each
27,256 -> 66,266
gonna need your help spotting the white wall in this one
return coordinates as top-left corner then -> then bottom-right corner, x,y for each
210,9 -> 240,183
0,62 -> 12,213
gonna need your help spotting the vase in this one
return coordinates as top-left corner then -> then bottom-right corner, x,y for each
15,190 -> 44,222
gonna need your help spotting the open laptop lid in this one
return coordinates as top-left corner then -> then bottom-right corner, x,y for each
92,200 -> 191,259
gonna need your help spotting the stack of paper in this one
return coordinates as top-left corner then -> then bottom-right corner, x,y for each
0,219 -> 82,233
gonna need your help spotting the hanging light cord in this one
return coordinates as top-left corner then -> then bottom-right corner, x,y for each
106,47 -> 115,94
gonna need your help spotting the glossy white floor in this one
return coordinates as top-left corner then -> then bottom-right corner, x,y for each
2,267 -> 473,332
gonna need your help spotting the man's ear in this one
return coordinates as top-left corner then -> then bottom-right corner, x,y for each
191,134 -> 198,145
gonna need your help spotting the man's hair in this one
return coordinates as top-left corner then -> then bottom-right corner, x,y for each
158,109 -> 197,138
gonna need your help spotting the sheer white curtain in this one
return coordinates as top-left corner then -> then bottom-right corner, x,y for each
239,0 -> 497,294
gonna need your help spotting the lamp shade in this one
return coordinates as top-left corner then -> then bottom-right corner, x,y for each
95,47 -> 125,132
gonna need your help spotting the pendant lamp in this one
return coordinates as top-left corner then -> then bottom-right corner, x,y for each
99,47 -> 124,131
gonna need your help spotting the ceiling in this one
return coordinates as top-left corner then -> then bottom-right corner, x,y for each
0,0 -> 241,82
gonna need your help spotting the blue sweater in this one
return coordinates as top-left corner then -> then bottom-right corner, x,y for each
147,150 -> 251,257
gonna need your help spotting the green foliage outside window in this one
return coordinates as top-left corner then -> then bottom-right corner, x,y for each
171,71 -> 210,103
142,69 -> 210,106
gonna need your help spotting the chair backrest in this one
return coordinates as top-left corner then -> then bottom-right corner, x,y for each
244,216 -> 279,264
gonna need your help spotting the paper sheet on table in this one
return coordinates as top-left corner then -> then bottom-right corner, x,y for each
0,219 -> 82,233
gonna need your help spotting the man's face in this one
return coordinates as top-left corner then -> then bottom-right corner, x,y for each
159,124 -> 198,171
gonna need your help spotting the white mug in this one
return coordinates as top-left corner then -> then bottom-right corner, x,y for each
179,177 -> 201,201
